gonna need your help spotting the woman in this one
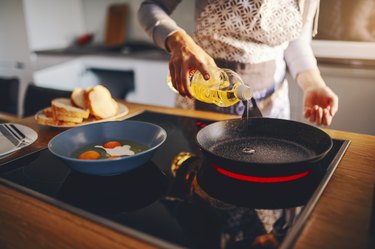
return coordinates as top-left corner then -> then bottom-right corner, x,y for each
138,0 -> 338,126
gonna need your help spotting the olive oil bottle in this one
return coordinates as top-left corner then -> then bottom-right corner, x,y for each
167,68 -> 252,107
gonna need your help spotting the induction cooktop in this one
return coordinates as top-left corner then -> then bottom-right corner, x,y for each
0,111 -> 350,249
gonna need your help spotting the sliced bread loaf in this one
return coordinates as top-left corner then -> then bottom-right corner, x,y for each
85,85 -> 118,119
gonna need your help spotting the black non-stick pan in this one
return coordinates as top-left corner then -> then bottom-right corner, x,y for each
196,98 -> 333,179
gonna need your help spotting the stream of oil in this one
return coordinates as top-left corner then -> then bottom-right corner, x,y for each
241,99 -> 256,155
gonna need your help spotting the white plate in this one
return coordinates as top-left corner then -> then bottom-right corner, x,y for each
0,123 -> 38,158
34,102 -> 129,128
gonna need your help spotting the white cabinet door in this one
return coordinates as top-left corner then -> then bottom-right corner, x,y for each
289,64 -> 375,136
33,55 -> 176,107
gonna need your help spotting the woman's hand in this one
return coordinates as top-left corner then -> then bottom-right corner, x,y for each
297,70 -> 339,126
303,85 -> 338,126
166,30 -> 217,98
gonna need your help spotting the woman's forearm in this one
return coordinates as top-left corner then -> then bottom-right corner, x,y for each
296,69 -> 326,91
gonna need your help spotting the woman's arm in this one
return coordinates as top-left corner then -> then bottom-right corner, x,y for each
138,1 -> 217,98
284,0 -> 338,126
137,0 -> 183,50
284,0 -> 319,80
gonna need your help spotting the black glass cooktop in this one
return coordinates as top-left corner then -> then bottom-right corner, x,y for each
0,111 -> 350,249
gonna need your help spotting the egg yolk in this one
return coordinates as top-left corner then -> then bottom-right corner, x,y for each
103,141 -> 122,149
78,150 -> 101,160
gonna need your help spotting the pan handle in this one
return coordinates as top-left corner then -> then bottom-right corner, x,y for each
242,97 -> 263,118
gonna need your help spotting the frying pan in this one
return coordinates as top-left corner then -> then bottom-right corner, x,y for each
196,98 -> 333,182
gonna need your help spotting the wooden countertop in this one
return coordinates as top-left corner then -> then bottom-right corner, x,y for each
1,102 -> 374,249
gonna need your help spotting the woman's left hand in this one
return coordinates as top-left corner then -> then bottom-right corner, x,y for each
297,70 -> 339,126
303,85 -> 338,126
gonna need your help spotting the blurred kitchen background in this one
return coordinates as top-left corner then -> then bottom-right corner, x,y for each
0,0 -> 374,135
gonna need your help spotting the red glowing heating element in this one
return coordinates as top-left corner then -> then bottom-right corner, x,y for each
195,121 -> 207,129
209,163 -> 312,183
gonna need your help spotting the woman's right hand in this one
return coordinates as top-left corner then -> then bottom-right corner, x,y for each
166,30 -> 217,98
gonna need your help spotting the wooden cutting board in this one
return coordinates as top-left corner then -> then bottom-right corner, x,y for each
104,4 -> 128,46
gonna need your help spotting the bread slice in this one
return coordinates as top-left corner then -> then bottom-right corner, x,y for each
71,88 -> 86,109
38,106 -> 83,125
43,107 -> 54,118
51,98 -> 90,119
85,85 -> 118,119
36,113 -> 77,126
54,114 -> 84,123
37,85 -> 120,126
36,113 -> 59,126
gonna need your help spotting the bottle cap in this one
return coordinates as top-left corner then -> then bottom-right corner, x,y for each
236,84 -> 252,100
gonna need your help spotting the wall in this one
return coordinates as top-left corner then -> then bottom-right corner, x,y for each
23,0 -> 85,51
0,0 -> 33,115
22,0 -> 195,50
81,0 -> 195,44
0,1 -> 31,65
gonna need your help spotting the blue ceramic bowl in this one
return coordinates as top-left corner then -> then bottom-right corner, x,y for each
48,120 -> 167,176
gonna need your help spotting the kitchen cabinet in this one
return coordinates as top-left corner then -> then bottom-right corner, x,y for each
32,52 -> 175,107
289,61 -> 375,136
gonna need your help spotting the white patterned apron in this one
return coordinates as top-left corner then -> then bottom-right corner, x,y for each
176,0 -> 304,119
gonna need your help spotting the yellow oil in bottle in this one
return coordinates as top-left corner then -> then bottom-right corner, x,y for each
167,68 -> 252,107
190,79 -> 242,107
